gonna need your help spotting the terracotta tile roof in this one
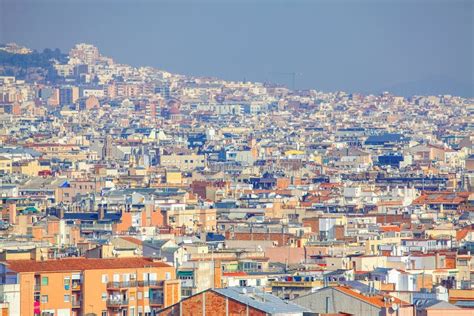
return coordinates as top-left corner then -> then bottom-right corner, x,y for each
377,200 -> 403,206
412,192 -> 470,205
4,257 -> 171,273
223,272 -> 248,277
380,225 -> 401,233
319,183 -> 342,189
334,286 -> 410,308
120,236 -> 143,246
456,228 -> 470,241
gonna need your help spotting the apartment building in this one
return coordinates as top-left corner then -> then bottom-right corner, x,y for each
0,257 -> 180,316
159,153 -> 205,171
0,156 -> 12,175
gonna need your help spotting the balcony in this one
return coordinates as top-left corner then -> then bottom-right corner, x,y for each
80,223 -> 113,232
106,298 -> 129,307
71,282 -> 82,291
71,299 -> 81,308
139,280 -> 164,288
149,297 -> 164,306
34,284 -> 40,292
107,281 -> 137,289
107,280 -> 164,289
271,280 -> 322,288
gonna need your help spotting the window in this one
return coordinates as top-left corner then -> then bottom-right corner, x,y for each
137,292 -> 143,300
122,274 -> 130,282
102,274 -> 109,284
239,280 -> 248,287
64,295 -> 70,302
41,295 -> 48,303
41,276 -> 49,286
102,312 -> 107,316
181,289 -> 192,297
165,272 -> 171,280
256,279 -> 261,286
102,293 -> 107,301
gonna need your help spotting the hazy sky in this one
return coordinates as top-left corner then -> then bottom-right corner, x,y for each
1,0 -> 473,96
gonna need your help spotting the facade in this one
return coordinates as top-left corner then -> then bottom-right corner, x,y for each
0,157 -> 12,175
157,287 -> 309,316
0,258 -> 180,316
58,87 -> 79,106
159,154 -> 206,171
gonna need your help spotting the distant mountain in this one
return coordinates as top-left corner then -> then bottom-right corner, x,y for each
0,48 -> 67,68
0,48 -> 68,81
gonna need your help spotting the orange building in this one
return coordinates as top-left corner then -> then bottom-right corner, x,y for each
113,207 -> 164,234
1,257 -> 180,316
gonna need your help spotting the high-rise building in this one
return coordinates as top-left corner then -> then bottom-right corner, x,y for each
59,86 -> 79,106
69,43 -> 100,65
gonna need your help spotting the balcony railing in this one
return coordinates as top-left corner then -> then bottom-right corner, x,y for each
71,299 -> 81,308
139,280 -> 164,288
107,281 -> 137,289
106,298 -> 129,307
107,280 -> 164,289
71,281 -> 82,290
80,223 -> 113,232
149,297 -> 164,305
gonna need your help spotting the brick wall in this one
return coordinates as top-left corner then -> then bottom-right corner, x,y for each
157,290 -> 267,316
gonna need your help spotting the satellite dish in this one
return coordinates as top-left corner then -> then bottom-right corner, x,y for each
391,303 -> 399,311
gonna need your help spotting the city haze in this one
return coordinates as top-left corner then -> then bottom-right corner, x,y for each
1,0 -> 473,96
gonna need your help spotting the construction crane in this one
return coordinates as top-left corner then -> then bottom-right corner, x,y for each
269,72 -> 302,90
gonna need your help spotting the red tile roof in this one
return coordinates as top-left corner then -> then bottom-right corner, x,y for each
380,225 -> 401,233
4,257 -> 171,273
456,228 -> 470,241
223,272 -> 248,277
120,236 -> 143,246
334,286 -> 411,308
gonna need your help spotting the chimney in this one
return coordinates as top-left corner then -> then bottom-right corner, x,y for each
98,205 -> 105,220
8,203 -> 16,225
59,207 -> 65,219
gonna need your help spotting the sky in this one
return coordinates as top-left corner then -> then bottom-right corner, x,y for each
1,0 -> 473,97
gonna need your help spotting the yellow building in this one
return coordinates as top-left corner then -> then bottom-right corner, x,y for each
165,170 -> 182,184
12,160 -> 47,176
364,236 -> 401,256
0,156 -> 12,174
